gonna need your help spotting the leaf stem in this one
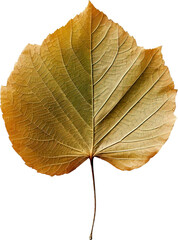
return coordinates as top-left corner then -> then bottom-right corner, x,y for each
89,157 -> 96,240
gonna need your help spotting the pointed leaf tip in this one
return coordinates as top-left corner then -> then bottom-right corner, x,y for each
87,1 -> 94,9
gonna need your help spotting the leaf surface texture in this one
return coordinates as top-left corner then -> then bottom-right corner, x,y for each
1,2 -> 176,175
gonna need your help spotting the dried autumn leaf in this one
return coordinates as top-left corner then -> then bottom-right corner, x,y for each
1,2 -> 176,175
1,2 -> 176,239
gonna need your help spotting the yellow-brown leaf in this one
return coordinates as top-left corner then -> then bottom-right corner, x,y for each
1,2 -> 176,176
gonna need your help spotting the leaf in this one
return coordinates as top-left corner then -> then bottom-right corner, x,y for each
1,2 -> 177,239
1,2 -> 176,176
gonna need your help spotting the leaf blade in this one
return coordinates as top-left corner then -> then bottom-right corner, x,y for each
1,2 -> 176,175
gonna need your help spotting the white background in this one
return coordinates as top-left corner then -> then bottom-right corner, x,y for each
0,0 -> 178,239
